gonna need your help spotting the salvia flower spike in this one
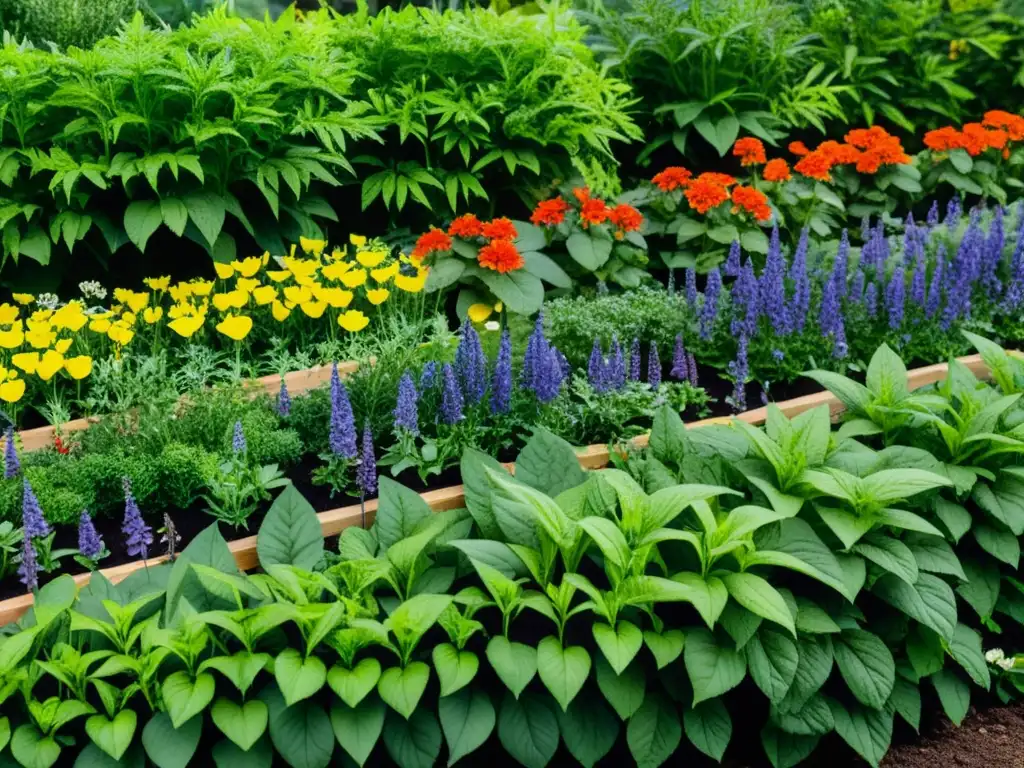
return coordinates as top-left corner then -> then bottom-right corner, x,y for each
276,377 -> 291,417
3,427 -> 18,479
329,362 -> 358,459
394,371 -> 420,434
18,530 -> 37,592
232,420 -> 247,455
490,329 -> 512,414
77,510 -> 104,562
122,477 -> 153,561
22,478 -> 50,539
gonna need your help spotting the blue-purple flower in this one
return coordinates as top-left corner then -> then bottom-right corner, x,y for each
629,337 -> 641,381
3,427 -> 18,480
456,321 -> 486,405
276,378 -> 291,418
724,241 -> 741,277
329,363 -> 358,459
687,353 -> 699,387
885,265 -> 905,330
394,372 -> 419,435
588,339 -> 608,393
521,313 -> 547,392
946,195 -> 962,231
356,423 -> 377,497
670,335 -> 689,381
122,477 -> 152,560
926,244 -> 946,318
647,342 -> 661,390
864,281 -> 878,316
760,227 -> 788,335
685,268 -> 697,306
927,200 -> 940,227
419,361 -> 438,391
699,267 -> 722,340
788,230 -> 810,332
728,335 -> 749,412
18,530 -> 37,591
534,346 -> 566,404
78,510 -> 104,561
440,363 -> 464,424
732,257 -> 760,338
608,336 -> 626,391
232,421 -> 247,455
22,478 -> 50,539
491,329 -> 512,414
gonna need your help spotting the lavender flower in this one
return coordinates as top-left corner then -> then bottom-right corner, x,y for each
818,271 -> 842,340
670,334 -> 689,381
699,267 -> 721,340
629,338 -> 641,381
22,479 -> 50,539
687,353 -> 699,387
647,342 -> 661,390
535,347 -> 566,404
77,510 -> 104,561
122,478 -> 152,560
728,336 -> 749,412
588,339 -> 608,393
732,258 -> 760,338
927,200 -> 940,227
232,421 -> 247,455
885,265 -> 905,330
849,268 -> 865,305
942,219 -> 983,329
490,329 -> 513,414
685,268 -> 697,306
833,230 -> 850,295
608,336 -> 626,391
276,378 -> 291,418
926,245 -> 946,318
456,321 -> 486,405
394,372 -> 419,434
788,230 -> 810,332
521,313 -> 547,392
982,206 -> 1005,299
724,240 -> 741,277
3,428 -> 18,479
440,363 -> 464,424
946,195 -> 962,231
860,216 -> 871,243
356,423 -> 377,498
910,245 -> 927,309
1004,229 -> 1024,311
18,531 -> 37,592
329,363 -> 357,459
760,227 -> 788,335
864,281 -> 879,316
419,361 -> 438,391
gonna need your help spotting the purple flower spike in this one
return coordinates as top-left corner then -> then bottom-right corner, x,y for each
685,268 -> 697,306
629,338 -> 641,381
122,478 -> 152,560
927,201 -> 940,227
699,267 -> 721,340
78,510 -> 104,561
864,281 -> 879,316
670,334 -> 689,381
490,330 -> 512,414
926,244 -> 946,318
521,313 -> 547,392
18,530 -> 37,592
394,372 -> 420,435
534,346 -> 566,404
329,363 -> 358,459
22,478 -> 50,539
440,363 -> 464,424
886,265 -> 905,330
947,196 -> 962,231
419,361 -> 438,391
232,421 -> 247,455
760,229 -> 788,335
456,321 -> 486,406
647,342 -> 661,390
276,378 -> 291,418
724,241 -> 741,277
4,427 -> 18,479
356,423 -> 377,498
588,339 -> 607,393
687,353 -> 699,388
728,336 -> 749,412
608,336 -> 625,390
788,230 -> 810,332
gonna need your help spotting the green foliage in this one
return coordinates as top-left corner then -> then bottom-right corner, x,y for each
0,0 -> 137,50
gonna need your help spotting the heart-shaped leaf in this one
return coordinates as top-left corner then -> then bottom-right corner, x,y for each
643,630 -> 685,670
275,649 -> 327,706
141,713 -> 202,768
330,697 -> 385,767
378,662 -> 430,719
327,659 -> 382,709
593,621 -> 643,675
433,644 -> 480,697
85,710 -> 137,761
536,637 -> 591,712
162,671 -> 216,729
486,636 -> 537,699
211,698 -> 268,752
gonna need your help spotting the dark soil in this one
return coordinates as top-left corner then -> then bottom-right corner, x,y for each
882,702 -> 1024,768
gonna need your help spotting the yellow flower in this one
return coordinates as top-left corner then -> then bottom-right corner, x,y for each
55,338 -> 72,354
300,300 -> 327,319
64,355 -> 92,380
190,280 -> 214,296
0,377 -> 24,403
468,303 -> 493,323
0,304 -> 18,325
320,261 -> 353,281
371,263 -> 400,283
121,312 -> 137,326
314,287 -> 353,309
300,237 -> 327,257
88,317 -> 111,333
283,258 -> 320,282
283,285 -> 313,307
216,314 -> 253,341
271,301 -> 291,322
144,276 -> 171,291
214,262 -> 235,280
0,327 -> 23,349
233,257 -> 262,278
169,284 -> 191,303
366,288 -> 390,305
252,285 -> 278,305
236,278 -> 260,294
108,324 -> 135,347
11,294 -> 33,306
144,306 -> 164,324
51,303 -> 87,332
328,248 -> 345,262
12,352 -> 38,374
340,269 -> 368,288
25,325 -> 55,350
168,314 -> 206,338
213,290 -> 249,312
349,234 -> 367,247
338,310 -> 369,333
36,350 -> 64,381
395,268 -> 428,293
357,250 -> 387,268
266,270 -> 292,283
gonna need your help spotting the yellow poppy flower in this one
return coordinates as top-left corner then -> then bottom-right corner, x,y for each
320,261 -> 352,281
212,291 -> 248,312
283,258 -> 320,281
190,280 -> 214,296
340,269 -> 368,288
0,327 -> 23,349
468,303 -> 493,323
54,338 -> 72,354
25,326 -> 55,350
236,278 -> 260,294
121,312 -> 137,326
0,304 -> 18,325
338,310 -> 369,333
300,300 -> 327,319
266,270 -> 292,283
64,355 -> 92,380
349,234 -> 367,247
216,314 -> 253,341
356,250 -> 388,268
328,248 -> 345,262
168,314 -> 206,338
144,306 -> 164,324
51,303 -> 87,332
36,350 -> 64,381
371,263 -> 400,283
300,237 -> 327,257
395,269 -> 428,293
271,301 -> 291,322
214,262 -> 235,280
283,285 -> 312,307
366,288 -> 390,305
233,257 -> 262,278
108,324 -> 135,347
89,317 -> 111,333
252,285 -> 277,305
169,284 -> 191,303
12,352 -> 38,374
0,377 -> 24,403
143,276 -> 171,291
314,287 -> 353,309
11,294 -> 33,306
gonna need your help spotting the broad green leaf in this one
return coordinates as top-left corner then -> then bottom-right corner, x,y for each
165,525 -> 237,619
162,671 -> 216,729
670,572 -> 728,629
536,638 -> 590,712
931,669 -> 970,725
11,725 -> 60,768
719,601 -> 763,649
906,625 -> 945,679
486,637 -> 537,698
124,200 -> 163,252
438,688 -> 494,767
432,644 -> 479,697
626,691 -> 682,768
794,598 -> 841,634
746,627 -> 799,704
769,694 -> 834,736
802,370 -> 871,414
515,428 -> 586,497
478,269 -> 544,315
565,231 -> 612,271
141,713 -> 201,768
256,486 -> 323,570
327,658 -> 381,709
521,251 -> 572,289
275,650 -> 327,706
722,572 -> 795,635
262,684 -> 334,768
853,535 -> 919,585
833,630 -> 895,709
760,724 -> 820,768
947,623 -> 990,689
905,533 -> 966,579
458,449 -> 507,540
558,695 -> 617,768
872,573 -> 957,641
683,698 -> 731,761
330,697 -> 385,767
378,663 -> 430,719
593,621 -> 643,675
376,478 -> 432,551
643,629 -> 685,670
865,343 -> 908,402
890,676 -> 921,732
595,656 -> 645,720
684,628 -> 746,706
957,558 -> 1001,619
829,699 -> 893,767
497,692 -> 559,768
447,539 -> 524,580
85,710 -> 137,761
935,498 -> 972,542
211,699 -> 267,752
382,708 -> 441,768
973,521 -> 1020,567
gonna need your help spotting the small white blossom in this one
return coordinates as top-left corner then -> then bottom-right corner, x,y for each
78,281 -> 107,300
986,648 -> 1006,664
998,657 -> 1016,671
36,293 -> 59,310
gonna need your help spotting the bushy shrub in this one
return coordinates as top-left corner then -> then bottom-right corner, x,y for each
155,442 -> 219,509
231,408 -> 302,468
1,0 -> 136,49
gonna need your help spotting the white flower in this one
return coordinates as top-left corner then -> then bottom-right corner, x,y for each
484,321 -> 500,332
36,293 -> 60,310
78,281 -> 107,300
986,648 -> 1006,664
998,657 -> 1016,671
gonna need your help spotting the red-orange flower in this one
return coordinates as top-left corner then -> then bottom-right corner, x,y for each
818,140 -> 861,166
684,176 -> 730,214
924,126 -> 965,152
730,186 -> 772,222
580,198 -> 610,227
477,240 -> 524,273
608,204 -> 643,238
413,227 -> 452,258
789,141 -> 810,156
481,217 -> 518,241
962,123 -> 1007,155
651,167 -> 693,192
732,137 -> 766,166
794,151 -> 833,182
844,126 -> 895,150
984,110 -> 1024,141
763,158 -> 791,182
447,214 -> 483,238
531,197 -> 570,227
573,187 -> 592,203
699,172 -> 737,188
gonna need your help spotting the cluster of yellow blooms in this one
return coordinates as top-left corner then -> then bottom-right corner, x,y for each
0,235 -> 428,407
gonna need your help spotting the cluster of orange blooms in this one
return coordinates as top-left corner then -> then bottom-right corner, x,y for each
924,111 -> 1024,158
530,187 -> 644,240
787,126 -> 911,181
652,164 -> 772,221
414,216 -> 526,274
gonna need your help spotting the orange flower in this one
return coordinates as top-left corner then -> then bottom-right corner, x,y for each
984,110 -> 1024,141
573,187 -> 592,203
844,126 -> 895,150
699,172 -> 736,188
763,158 -> 791,182
448,214 -> 483,238
482,217 -> 518,241
531,197 -> 570,227
730,186 -> 772,222
924,126 -> 964,152
794,151 -> 833,182
961,123 -> 1006,156
651,167 -> 692,192
608,204 -> 643,238
412,228 -> 452,258
789,141 -> 810,156
477,240 -> 524,273
684,176 -> 730,214
580,198 -> 610,227
732,137 -> 766,166
818,141 -> 861,166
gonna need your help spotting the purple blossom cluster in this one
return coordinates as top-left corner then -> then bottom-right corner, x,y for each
394,372 -> 419,434
276,378 -> 291,418
4,427 -> 18,479
356,423 -> 377,497
491,329 -> 513,414
78,510 -> 104,561
588,336 -> 626,393
521,313 -> 568,404
455,321 -> 486,406
122,477 -> 152,560
329,363 -> 358,459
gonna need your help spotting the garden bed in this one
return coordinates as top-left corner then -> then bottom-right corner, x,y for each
0,351 -> 993,626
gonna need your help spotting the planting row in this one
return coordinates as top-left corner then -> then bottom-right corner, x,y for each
0,333 -> 1022,768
